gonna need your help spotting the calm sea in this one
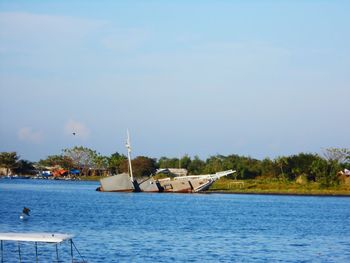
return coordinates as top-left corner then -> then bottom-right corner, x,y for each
0,180 -> 349,263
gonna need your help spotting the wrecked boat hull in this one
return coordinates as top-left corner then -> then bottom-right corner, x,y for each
99,170 -> 236,193
100,173 -> 135,192
159,178 -> 193,193
138,177 -> 162,192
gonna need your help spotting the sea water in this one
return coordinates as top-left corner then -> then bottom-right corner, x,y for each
0,180 -> 349,262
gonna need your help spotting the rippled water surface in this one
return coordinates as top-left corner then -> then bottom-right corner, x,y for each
1,180 -> 350,262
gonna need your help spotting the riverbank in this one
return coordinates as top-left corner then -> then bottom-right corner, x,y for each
77,176 -> 350,196
4,175 -> 347,196
208,178 -> 350,196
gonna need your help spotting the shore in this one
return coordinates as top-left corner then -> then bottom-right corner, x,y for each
90,176 -> 350,196
208,178 -> 350,196
4,176 -> 349,196
82,176 -> 350,196
206,190 -> 350,197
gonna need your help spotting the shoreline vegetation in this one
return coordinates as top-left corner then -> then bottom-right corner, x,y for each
1,147 -> 350,196
76,176 -> 350,196
1,175 -> 350,196
208,178 -> 350,196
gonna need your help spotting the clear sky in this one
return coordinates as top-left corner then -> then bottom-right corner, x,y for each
0,0 -> 349,161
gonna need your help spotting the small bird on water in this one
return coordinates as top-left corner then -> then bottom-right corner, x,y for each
20,207 -> 30,220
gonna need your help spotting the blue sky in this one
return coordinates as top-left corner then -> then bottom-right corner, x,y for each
0,0 -> 349,161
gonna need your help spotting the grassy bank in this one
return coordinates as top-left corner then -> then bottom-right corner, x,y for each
209,178 -> 350,196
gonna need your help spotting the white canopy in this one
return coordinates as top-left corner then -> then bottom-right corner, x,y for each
0,233 -> 74,243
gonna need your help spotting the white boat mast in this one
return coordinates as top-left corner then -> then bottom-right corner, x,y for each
126,129 -> 134,182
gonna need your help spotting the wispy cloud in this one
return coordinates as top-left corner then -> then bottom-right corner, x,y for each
0,12 -> 105,54
100,28 -> 151,52
18,127 -> 43,143
64,120 -> 90,140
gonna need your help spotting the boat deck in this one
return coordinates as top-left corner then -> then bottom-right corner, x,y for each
0,232 -> 73,243
0,232 -> 86,262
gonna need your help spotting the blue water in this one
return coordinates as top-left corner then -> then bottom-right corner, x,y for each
1,180 -> 350,262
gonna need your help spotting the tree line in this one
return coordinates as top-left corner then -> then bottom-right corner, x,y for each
1,147 -> 349,187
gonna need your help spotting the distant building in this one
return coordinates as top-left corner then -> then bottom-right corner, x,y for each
337,169 -> 350,185
52,169 -> 68,177
156,168 -> 188,177
0,167 -> 12,176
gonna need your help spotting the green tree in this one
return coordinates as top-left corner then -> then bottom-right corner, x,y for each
287,153 -> 321,181
180,155 -> 191,169
93,154 -> 109,176
14,160 -> 35,175
275,156 -> 288,181
158,157 -> 180,168
228,155 -> 261,179
260,158 -> 278,178
38,155 -> 74,169
311,158 -> 340,187
119,156 -> 157,178
63,146 -> 98,176
204,154 -> 262,179
188,156 -> 205,175
222,154 -> 243,179
204,155 -> 224,174
0,152 -> 19,175
108,152 -> 127,174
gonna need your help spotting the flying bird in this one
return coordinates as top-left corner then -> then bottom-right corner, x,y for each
72,132 -> 76,136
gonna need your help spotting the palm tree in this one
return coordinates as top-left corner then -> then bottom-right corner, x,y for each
275,156 -> 288,180
0,152 -> 19,176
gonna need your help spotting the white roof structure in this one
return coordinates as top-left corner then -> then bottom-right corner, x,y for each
0,233 -> 73,243
174,169 -> 236,180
